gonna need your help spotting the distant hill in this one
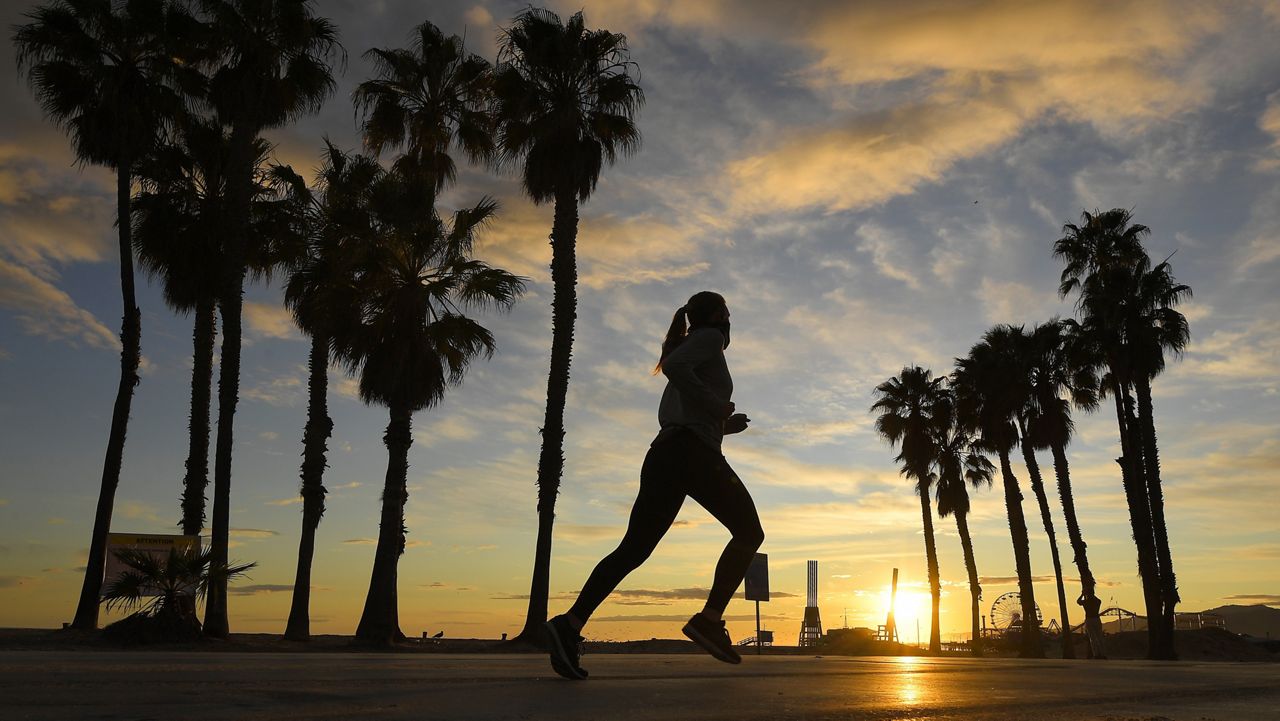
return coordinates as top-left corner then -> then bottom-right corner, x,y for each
1203,604 -> 1280,639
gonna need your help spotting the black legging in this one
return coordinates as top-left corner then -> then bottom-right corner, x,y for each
569,430 -> 764,624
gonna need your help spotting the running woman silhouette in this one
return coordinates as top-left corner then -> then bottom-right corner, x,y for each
544,291 -> 764,679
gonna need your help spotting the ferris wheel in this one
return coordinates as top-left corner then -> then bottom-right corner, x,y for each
990,592 -> 1042,633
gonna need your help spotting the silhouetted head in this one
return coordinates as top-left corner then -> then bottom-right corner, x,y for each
654,291 -> 729,374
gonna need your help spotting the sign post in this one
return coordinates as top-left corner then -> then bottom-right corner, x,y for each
744,552 -> 769,655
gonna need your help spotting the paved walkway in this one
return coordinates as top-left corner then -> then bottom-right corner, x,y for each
4,652 -> 1278,720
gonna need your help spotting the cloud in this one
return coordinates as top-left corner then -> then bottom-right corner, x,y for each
420,581 -> 475,591
1176,316 -> 1280,389
330,375 -> 361,402
259,431 -> 280,441
415,416 -> 481,446
243,301 -> 300,341
976,278 -> 1061,326
200,528 -> 278,539
342,538 -> 376,545
719,0 -> 1220,214
0,575 -> 36,588
556,524 -> 620,542
118,501 -> 165,525
1256,91 -> 1280,172
229,584 -> 295,596
855,223 -> 922,290
490,591 -> 579,601
266,496 -> 302,507
241,368 -> 304,407
1222,594 -> 1280,606
473,196 -> 708,290
0,258 -> 119,350
0,144 -> 114,272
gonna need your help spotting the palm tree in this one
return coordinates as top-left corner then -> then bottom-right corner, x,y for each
353,20 -> 493,202
1015,406 -> 1073,659
1025,319 -> 1107,658
1073,253 -> 1189,659
953,326 -> 1045,658
133,120 -> 277,537
1055,209 -> 1148,298
102,546 -> 254,641
133,121 -> 225,537
1126,257 -> 1190,658
494,7 -> 644,643
871,367 -> 947,654
195,0 -> 340,638
1070,301 -> 1165,656
1055,209 -> 1180,659
338,170 -> 525,645
931,394 -> 994,657
14,0 -> 193,630
271,143 -> 378,641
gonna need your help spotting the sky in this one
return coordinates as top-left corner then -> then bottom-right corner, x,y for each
2,0 -> 1278,646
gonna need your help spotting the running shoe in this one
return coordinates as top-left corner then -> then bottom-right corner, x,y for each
544,615 -> 589,680
682,613 -> 742,664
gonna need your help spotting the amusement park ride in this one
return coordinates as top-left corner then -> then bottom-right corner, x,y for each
983,591 -> 1060,638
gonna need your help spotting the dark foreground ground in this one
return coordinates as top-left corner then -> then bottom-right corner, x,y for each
3,651 -> 1278,721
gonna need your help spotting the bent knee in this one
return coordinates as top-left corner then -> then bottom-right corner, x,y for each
735,523 -> 764,550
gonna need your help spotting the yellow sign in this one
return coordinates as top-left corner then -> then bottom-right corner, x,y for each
102,533 -> 201,598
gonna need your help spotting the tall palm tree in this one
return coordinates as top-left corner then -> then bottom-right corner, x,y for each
1015,411 -> 1073,659
1025,319 -> 1107,658
1056,209 -> 1179,659
133,120 -> 278,537
1071,303 -> 1165,656
14,0 -> 193,629
1126,257 -> 1190,657
1074,253 -> 1189,659
494,7 -> 644,644
996,322 -> 1072,659
133,121 -> 226,538
339,170 -> 525,645
871,367 -> 947,654
195,0 -> 340,638
270,143 -> 378,641
353,20 -> 493,202
931,394 -> 994,657
953,326 -> 1045,658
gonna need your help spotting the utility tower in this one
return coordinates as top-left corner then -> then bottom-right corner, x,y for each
798,560 -> 824,647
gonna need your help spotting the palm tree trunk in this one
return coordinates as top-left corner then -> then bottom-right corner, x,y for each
1051,441 -> 1105,659
954,511 -> 982,657
918,490 -> 942,653
1111,382 -> 1162,658
180,298 -> 216,536
516,188 -> 579,644
71,165 -> 141,630
998,450 -> 1044,658
356,403 -> 413,645
285,334 -> 332,641
1134,375 -> 1178,660
204,131 -> 252,639
1018,423 -> 1073,658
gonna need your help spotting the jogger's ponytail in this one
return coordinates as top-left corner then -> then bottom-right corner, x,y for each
653,291 -> 725,374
